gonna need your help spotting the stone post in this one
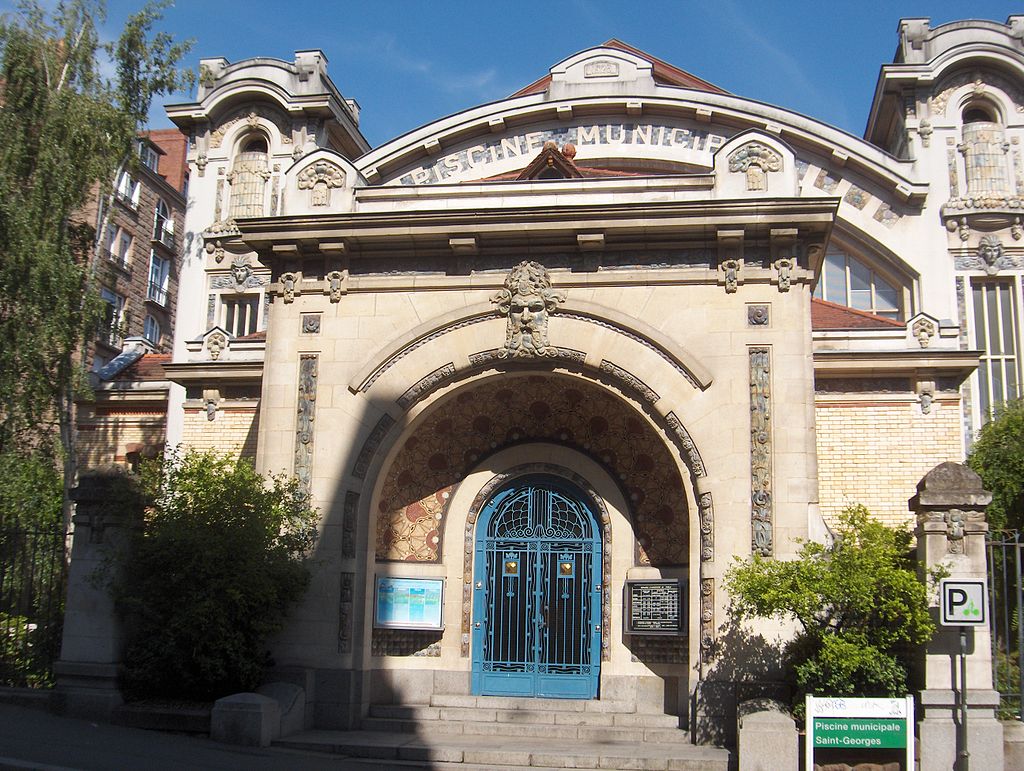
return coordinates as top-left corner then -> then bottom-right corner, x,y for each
54,467 -> 144,719
910,462 -> 1003,771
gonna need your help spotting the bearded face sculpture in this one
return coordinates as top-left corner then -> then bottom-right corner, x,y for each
491,261 -> 565,357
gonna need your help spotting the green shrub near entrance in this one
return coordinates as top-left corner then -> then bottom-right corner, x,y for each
725,506 -> 935,714
113,450 -> 318,701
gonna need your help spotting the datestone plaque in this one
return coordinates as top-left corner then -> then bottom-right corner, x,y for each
624,579 -> 685,635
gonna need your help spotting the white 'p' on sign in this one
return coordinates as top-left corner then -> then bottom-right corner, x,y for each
939,578 -> 988,627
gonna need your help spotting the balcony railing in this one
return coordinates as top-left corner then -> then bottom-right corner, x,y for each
147,282 -> 168,306
153,226 -> 175,251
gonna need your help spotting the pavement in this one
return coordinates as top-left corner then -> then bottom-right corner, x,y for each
0,704 -> 398,771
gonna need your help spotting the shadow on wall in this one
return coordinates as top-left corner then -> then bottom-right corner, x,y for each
695,616 -> 789,747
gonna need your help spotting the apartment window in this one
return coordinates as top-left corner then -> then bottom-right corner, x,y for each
228,136 -> 269,218
103,224 -> 133,268
99,288 -> 125,347
813,248 -> 901,318
138,140 -> 160,172
221,294 -> 260,337
115,171 -> 140,208
147,251 -> 170,306
143,315 -> 161,346
972,279 -> 1021,419
153,198 -> 174,248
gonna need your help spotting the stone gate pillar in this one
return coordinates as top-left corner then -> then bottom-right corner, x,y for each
54,467 -> 143,718
910,461 -> 1003,771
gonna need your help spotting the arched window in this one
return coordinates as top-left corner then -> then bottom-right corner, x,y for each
813,248 -> 902,319
228,136 -> 270,218
153,198 -> 173,247
960,100 -> 1009,194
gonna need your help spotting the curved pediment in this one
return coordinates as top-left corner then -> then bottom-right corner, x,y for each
355,73 -> 923,203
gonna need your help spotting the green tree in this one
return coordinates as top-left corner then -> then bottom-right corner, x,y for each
114,450 -> 318,701
968,398 -> 1024,532
0,1 -> 192,527
725,506 -> 934,711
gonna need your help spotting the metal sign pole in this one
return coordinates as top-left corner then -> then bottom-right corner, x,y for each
959,627 -> 969,771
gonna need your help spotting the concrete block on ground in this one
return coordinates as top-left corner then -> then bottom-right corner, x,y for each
1004,719 -> 1024,771
737,698 -> 797,771
256,682 -> 304,738
211,692 -> 280,747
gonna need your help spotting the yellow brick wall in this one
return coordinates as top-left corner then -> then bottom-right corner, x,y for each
181,404 -> 259,459
815,398 -> 963,530
77,416 -> 165,469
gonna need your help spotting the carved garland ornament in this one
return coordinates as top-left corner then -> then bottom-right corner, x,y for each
297,160 -> 346,206
491,261 -> 566,357
728,143 -> 783,191
294,354 -> 318,500
749,347 -> 773,556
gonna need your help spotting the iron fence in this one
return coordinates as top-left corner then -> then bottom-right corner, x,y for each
987,530 -> 1024,721
0,524 -> 68,687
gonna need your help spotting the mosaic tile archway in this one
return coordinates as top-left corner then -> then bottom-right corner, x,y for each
375,373 -> 689,566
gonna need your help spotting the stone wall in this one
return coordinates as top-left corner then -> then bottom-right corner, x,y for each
815,396 -> 963,528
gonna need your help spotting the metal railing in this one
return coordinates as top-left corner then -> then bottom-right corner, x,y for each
987,530 -> 1024,720
0,523 -> 68,688
147,281 -> 168,306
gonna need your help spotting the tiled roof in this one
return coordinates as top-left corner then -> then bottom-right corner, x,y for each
811,298 -> 905,330
511,39 -> 728,98
113,353 -> 171,382
235,330 -> 267,341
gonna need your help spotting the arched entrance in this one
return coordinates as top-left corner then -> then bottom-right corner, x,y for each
471,474 -> 602,699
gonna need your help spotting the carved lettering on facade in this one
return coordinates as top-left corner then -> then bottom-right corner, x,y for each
396,363 -> 457,410
352,414 -> 396,480
342,491 -> 359,560
598,360 -> 660,405
491,261 -> 566,357
396,122 -> 728,185
749,347 -> 773,556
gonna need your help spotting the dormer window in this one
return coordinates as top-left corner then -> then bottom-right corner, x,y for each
228,136 -> 270,218
960,101 -> 1009,195
137,140 -> 160,172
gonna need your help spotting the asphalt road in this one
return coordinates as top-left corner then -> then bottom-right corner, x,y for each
0,704 -> 390,771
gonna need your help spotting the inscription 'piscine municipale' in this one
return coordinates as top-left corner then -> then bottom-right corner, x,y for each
397,121 -> 728,185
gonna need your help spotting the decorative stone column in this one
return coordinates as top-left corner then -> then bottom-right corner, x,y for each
54,467 -> 144,719
910,462 -> 1003,771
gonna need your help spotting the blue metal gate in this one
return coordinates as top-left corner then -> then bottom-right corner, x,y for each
471,476 -> 601,698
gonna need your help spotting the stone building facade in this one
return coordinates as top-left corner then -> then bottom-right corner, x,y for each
153,19 -> 1020,735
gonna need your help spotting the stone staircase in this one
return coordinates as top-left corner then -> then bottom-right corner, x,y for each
275,694 -> 733,770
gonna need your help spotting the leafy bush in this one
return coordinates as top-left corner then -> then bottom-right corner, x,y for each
0,451 -> 62,530
114,450 -> 318,700
725,506 -> 934,712
968,398 -> 1024,531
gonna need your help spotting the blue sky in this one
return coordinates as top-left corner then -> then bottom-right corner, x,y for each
17,1 -> 1024,147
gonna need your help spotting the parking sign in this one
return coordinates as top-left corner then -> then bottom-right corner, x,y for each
939,578 -> 988,627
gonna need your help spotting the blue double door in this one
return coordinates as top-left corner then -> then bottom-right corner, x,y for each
471,476 -> 602,699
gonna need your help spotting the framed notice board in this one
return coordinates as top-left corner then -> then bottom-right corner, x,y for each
623,579 -> 686,635
373,576 -> 445,630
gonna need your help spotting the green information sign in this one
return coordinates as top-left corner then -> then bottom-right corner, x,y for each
812,718 -> 908,749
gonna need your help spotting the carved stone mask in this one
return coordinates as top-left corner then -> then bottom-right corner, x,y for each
491,261 -> 565,357
978,235 -> 1003,274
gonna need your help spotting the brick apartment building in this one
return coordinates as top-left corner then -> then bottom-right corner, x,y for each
75,128 -> 187,469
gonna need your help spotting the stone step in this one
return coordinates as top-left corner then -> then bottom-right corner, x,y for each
430,693 -> 637,713
275,729 -> 732,770
360,716 -> 691,743
369,703 -> 681,728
